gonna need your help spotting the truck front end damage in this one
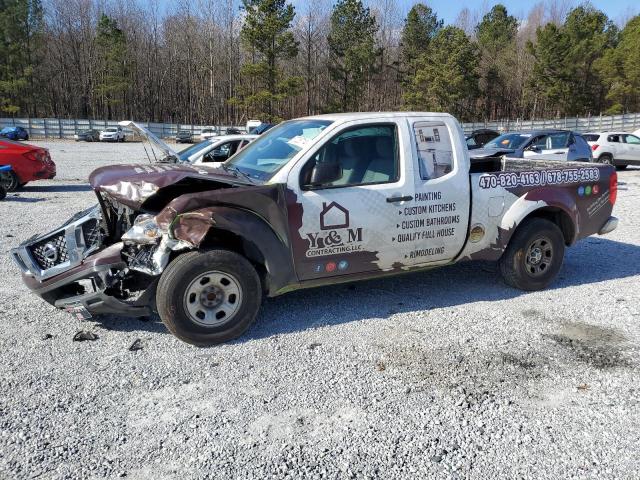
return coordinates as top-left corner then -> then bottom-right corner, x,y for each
11,163 -> 244,318
12,194 -> 183,318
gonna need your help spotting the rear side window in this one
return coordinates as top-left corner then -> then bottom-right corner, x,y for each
583,134 -> 599,142
607,134 -> 621,143
414,122 -> 454,180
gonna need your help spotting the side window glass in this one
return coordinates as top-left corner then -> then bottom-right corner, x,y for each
624,135 -> 640,145
548,132 -> 569,148
304,124 -> 398,188
530,135 -> 547,149
607,135 -> 619,143
414,122 -> 453,180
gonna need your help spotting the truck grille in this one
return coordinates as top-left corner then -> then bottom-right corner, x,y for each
29,232 -> 69,269
82,219 -> 101,249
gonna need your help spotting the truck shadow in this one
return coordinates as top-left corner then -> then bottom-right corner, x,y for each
92,237 -> 640,342
246,237 -> 640,342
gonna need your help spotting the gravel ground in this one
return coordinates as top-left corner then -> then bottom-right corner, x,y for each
1,141 -> 639,479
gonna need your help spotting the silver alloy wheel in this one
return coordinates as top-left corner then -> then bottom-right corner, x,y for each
525,237 -> 553,276
183,270 -> 243,327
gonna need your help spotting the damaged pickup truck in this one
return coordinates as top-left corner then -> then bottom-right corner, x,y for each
12,113 -> 619,346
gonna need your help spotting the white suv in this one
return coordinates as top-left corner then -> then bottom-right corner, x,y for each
584,131 -> 640,170
99,126 -> 126,142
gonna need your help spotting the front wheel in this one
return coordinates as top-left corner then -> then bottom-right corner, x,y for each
616,164 -> 628,170
156,249 -> 262,346
499,218 -> 565,291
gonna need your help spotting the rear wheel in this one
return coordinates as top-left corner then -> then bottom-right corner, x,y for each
0,186 -> 6,201
499,218 -> 565,291
156,249 -> 262,346
599,153 -> 613,165
616,164 -> 628,170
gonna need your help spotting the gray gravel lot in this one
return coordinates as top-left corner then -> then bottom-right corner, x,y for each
1,141 -> 639,479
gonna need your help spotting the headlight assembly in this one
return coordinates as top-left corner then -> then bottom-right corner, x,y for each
122,214 -> 165,244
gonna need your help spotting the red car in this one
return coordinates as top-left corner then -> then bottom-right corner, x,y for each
0,139 -> 56,191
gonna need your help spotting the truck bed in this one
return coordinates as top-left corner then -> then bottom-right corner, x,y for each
469,156 -> 590,174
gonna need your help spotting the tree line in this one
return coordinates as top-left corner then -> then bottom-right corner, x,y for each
1,0 -> 639,125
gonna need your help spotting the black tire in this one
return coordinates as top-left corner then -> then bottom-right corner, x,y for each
499,218 -> 565,291
0,186 -> 6,201
2,171 -> 20,192
156,249 -> 262,346
598,153 -> 613,165
24,135 -> 29,141
616,164 -> 628,170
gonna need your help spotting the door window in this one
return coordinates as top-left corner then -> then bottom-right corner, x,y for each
623,134 -> 640,145
302,124 -> 398,188
414,122 -> 454,179
607,134 -> 622,143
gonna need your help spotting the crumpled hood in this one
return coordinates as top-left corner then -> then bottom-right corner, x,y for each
89,163 -> 249,209
469,147 -> 517,159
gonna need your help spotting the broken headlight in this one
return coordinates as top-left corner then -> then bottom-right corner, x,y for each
121,214 -> 165,244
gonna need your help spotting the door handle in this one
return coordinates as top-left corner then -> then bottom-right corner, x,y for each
386,195 -> 412,203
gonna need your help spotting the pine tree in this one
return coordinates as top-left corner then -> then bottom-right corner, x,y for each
230,0 -> 301,121
475,4 -> 518,120
0,0 -> 43,115
327,0 -> 379,112
404,26 -> 479,120
400,3 -> 442,78
94,14 -> 129,119
597,15 -> 640,113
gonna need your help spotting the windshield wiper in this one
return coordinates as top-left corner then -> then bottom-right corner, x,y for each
220,163 -> 255,184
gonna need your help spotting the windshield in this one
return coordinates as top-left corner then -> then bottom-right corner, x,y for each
484,133 -> 531,150
1,127 -> 13,133
178,140 -> 212,162
105,127 -> 118,132
226,119 -> 332,181
583,134 -> 599,142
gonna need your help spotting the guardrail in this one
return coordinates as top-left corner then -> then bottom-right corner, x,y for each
2,113 -> 640,139
0,118 -> 244,140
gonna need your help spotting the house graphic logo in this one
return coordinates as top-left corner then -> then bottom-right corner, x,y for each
320,202 -> 349,230
304,201 -> 363,258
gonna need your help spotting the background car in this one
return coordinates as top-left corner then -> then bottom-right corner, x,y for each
246,119 -> 262,133
0,139 -> 56,190
584,131 -> 640,170
200,127 -> 218,141
176,130 -> 193,143
99,126 -> 125,142
465,129 -> 499,150
74,129 -> 100,142
176,135 -> 258,164
0,126 -> 29,141
470,129 -> 592,162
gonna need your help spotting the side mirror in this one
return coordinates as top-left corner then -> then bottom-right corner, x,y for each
308,161 -> 342,187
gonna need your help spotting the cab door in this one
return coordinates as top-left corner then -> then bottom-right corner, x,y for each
407,119 -> 471,266
286,120 -> 415,281
622,134 -> 640,163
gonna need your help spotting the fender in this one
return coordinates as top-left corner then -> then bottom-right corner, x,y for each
499,186 -> 579,249
168,206 -> 297,296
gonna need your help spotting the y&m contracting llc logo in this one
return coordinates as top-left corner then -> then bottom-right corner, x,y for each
305,202 -> 364,258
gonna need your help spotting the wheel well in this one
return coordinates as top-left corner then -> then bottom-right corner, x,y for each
198,228 -> 268,292
521,208 -> 575,245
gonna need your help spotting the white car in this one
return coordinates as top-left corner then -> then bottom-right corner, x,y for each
99,126 -> 126,142
200,127 -> 219,141
584,131 -> 640,170
119,121 -> 256,164
177,135 -> 258,164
